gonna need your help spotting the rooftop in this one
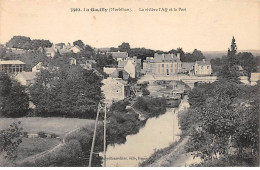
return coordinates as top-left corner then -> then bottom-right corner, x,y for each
0,60 -> 25,65
196,60 -> 211,66
17,72 -> 37,80
153,53 -> 181,63
107,51 -> 128,58
182,62 -> 195,70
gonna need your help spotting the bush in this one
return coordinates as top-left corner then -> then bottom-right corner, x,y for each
133,96 -> 166,117
38,131 -> 47,138
50,133 -> 59,138
142,88 -> 150,96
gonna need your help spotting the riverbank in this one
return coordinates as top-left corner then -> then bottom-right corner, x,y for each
139,95 -> 201,167
14,96 -> 168,167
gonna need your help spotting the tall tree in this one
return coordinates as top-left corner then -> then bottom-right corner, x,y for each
73,40 -> 85,49
227,36 -> 238,67
218,37 -> 240,83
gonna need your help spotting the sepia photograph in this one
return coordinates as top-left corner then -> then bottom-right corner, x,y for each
0,0 -> 259,167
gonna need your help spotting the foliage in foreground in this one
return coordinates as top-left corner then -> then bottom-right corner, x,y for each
0,73 -> 29,117
0,122 -> 24,164
179,80 -> 260,166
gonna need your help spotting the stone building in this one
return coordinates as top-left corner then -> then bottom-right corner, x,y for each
101,77 -> 131,103
194,59 -> 212,76
142,53 -> 182,75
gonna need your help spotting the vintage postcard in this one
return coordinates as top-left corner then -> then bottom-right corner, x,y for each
0,0 -> 259,167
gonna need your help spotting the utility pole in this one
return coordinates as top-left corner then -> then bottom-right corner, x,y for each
89,103 -> 101,167
103,103 -> 107,167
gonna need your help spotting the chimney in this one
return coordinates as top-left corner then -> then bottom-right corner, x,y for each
177,53 -> 181,59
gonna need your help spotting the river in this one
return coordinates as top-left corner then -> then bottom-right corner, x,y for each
103,96 -> 190,167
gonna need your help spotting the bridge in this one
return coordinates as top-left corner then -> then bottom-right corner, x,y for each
138,74 -> 250,88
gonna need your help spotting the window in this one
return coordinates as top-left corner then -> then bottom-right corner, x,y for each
116,90 -> 119,92
207,66 -> 209,69
162,64 -> 164,67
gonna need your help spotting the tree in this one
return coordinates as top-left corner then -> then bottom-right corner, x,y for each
185,81 -> 259,166
21,41 -> 32,50
0,46 -> 7,59
118,42 -> 132,56
237,52 -> 255,76
30,39 -> 52,50
192,49 -> 205,61
0,121 -> 24,162
0,73 -> 29,117
218,37 -> 240,83
6,36 -> 31,49
73,40 -> 85,49
29,66 -> 103,118
227,36 -> 238,67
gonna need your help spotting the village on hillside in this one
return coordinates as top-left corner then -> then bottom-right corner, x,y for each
0,35 -> 259,167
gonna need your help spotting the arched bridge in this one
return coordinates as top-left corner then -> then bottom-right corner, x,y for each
139,75 -> 250,88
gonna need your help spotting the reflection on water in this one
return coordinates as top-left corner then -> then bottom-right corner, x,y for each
104,96 -> 189,167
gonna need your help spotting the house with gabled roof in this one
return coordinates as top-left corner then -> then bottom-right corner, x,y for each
194,59 -> 212,76
181,62 -> 195,75
45,46 -> 57,58
71,45 -> 82,53
107,51 -> 128,61
15,72 -> 37,86
101,77 -> 131,103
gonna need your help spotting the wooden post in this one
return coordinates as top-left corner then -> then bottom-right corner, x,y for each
103,103 -> 107,167
88,103 -> 101,167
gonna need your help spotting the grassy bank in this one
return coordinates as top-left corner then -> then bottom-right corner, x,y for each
19,96 -> 168,167
17,138 -> 60,161
0,117 -> 95,137
139,136 -> 185,167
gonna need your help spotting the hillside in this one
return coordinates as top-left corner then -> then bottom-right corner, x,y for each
203,50 -> 260,60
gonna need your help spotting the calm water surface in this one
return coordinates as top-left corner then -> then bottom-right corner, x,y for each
103,96 -> 190,167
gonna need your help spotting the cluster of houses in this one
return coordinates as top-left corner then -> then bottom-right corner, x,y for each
44,43 -> 83,58
142,53 -> 212,76
1,49 -> 260,106
102,51 -> 141,104
6,43 -> 83,57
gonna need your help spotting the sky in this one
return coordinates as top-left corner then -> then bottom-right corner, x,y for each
0,0 -> 260,52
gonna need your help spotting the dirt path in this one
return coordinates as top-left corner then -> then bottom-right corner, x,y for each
146,135 -> 200,167
16,128 -> 81,165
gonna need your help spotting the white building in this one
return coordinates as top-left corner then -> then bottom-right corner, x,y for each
71,46 -> 82,53
0,59 -> 25,73
142,53 -> 182,75
250,72 -> 260,85
15,72 -> 37,86
118,56 -> 141,78
194,59 -> 212,76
